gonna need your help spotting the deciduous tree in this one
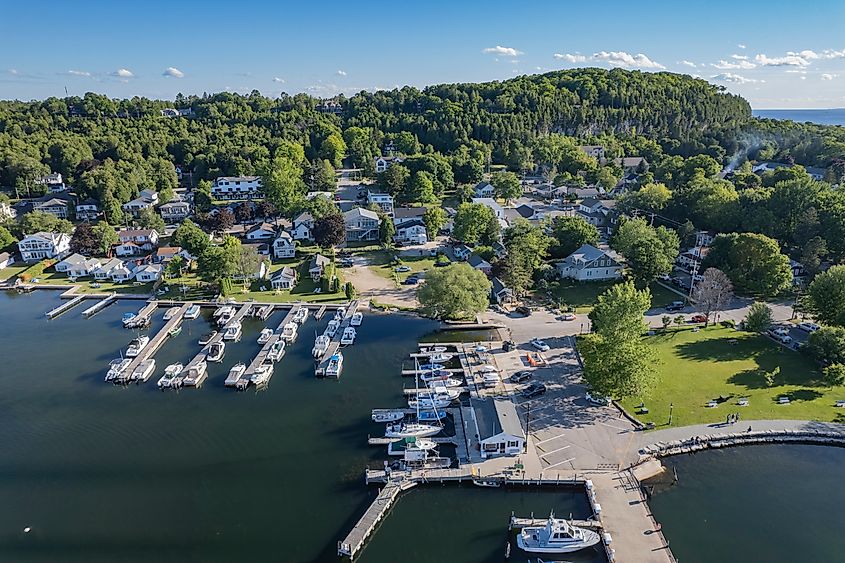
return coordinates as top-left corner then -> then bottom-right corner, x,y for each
417,263 -> 491,320
806,265 -> 845,327
691,268 -> 734,325
744,302 -> 773,333
313,213 -> 346,248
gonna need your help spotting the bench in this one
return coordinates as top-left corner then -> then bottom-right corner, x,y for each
737,398 -> 749,407
778,396 -> 790,405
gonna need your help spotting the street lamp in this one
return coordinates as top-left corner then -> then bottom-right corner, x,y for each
668,403 -> 674,426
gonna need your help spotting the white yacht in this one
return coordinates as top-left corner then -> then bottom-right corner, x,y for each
334,307 -> 345,321
408,395 -> 451,410
429,385 -> 461,400
312,334 -> 330,358
280,322 -> 298,342
225,363 -> 246,387
157,363 -> 183,389
481,371 -> 500,387
181,361 -> 208,387
325,352 -> 344,377
325,319 -> 340,338
427,377 -> 462,389
206,341 -> 225,362
372,409 -> 405,423
267,340 -> 285,362
216,307 -> 235,326
222,322 -> 242,341
105,358 -> 131,382
257,328 -> 273,344
421,346 -> 447,354
125,335 -> 150,358
420,370 -> 452,383
130,359 -> 156,382
213,305 -> 232,318
350,312 -> 363,326
183,304 -> 201,319
251,360 -> 274,386
385,422 -> 441,439
163,307 -> 178,320
340,327 -> 356,345
293,307 -> 309,324
428,353 -> 453,363
516,514 -> 601,554
396,438 -> 450,470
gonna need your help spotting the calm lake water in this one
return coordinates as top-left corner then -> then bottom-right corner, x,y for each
649,445 -> 845,563
753,108 -> 845,126
0,291 -> 595,562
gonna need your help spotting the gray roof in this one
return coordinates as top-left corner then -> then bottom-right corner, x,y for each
475,398 -> 525,440
491,277 -> 510,295
309,254 -> 330,270
467,253 -> 490,268
272,266 -> 297,280
344,207 -> 379,221
397,219 -> 425,230
559,244 -> 621,270
514,204 -> 536,218
394,207 -> 427,220
294,211 -> 314,225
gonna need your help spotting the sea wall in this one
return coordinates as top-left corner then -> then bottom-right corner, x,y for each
639,428 -> 845,459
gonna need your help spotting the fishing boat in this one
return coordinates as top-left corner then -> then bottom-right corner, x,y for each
385,421 -> 441,439
516,513 -> 601,554
372,409 -> 405,423
206,341 -> 225,362
224,363 -> 247,387
125,335 -> 150,358
325,352 -> 344,377
418,363 -> 444,372
417,410 -> 448,422
183,304 -> 201,319
340,327 -> 356,345
293,307 -> 309,324
105,358 -> 131,382
324,319 -> 340,337
428,353 -> 453,362
157,363 -> 183,389
130,359 -> 156,382
350,312 -> 363,326
163,307 -> 178,320
181,361 -> 208,387
312,334 -> 330,358
251,360 -> 274,385
267,340 -> 286,362
257,328 -> 274,344
280,322 -> 298,342
198,331 -> 217,345
168,325 -> 182,336
222,321 -> 242,341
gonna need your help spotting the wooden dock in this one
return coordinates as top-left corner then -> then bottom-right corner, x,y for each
81,293 -> 117,318
45,294 -> 86,318
186,303 -> 251,372
315,300 -> 360,377
314,304 -> 327,320
400,367 -> 464,376
121,303 -> 190,379
337,479 -> 416,560
239,305 -> 301,386
401,386 -> 468,396
510,515 -> 602,530
125,301 -> 159,328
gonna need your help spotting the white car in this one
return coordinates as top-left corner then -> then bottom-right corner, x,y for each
777,334 -> 793,344
394,265 -> 412,272
530,339 -> 550,352
771,327 -> 790,337
585,391 -> 609,406
798,322 -> 820,333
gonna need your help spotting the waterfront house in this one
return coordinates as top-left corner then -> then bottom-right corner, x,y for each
272,232 -> 296,259
309,254 -> 330,281
343,207 -> 381,242
454,244 -> 472,260
0,252 -> 14,269
33,197 -> 70,219
92,258 -> 123,280
122,189 -> 159,217
393,207 -> 427,226
556,244 -> 623,281
367,191 -> 395,217
18,232 -> 71,262
245,222 -> 277,241
374,156 -> 403,174
158,200 -> 191,222
55,253 -> 102,278
134,264 -> 164,283
117,229 -> 159,250
491,277 -> 515,304
292,212 -> 314,241
153,246 -> 192,264
473,181 -> 495,198
211,176 -> 263,200
394,220 -> 428,245
232,258 -> 269,282
75,198 -> 100,221
109,262 -> 136,282
475,398 -> 526,459
270,266 -> 297,290
467,253 -> 492,275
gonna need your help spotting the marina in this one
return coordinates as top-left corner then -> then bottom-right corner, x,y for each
315,300 -> 361,377
119,303 -> 190,382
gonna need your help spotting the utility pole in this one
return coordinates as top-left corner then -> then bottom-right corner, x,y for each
668,403 -> 674,426
524,400 -> 531,454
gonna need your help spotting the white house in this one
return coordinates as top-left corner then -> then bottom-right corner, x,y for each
394,220 -> 428,245
245,222 -> 277,241
344,208 -> 381,242
154,246 -> 192,264
579,145 -> 606,160
75,198 -> 100,221
55,253 -> 102,278
454,244 -> 472,260
122,189 -> 159,217
475,398 -> 526,459
292,212 -> 314,241
134,264 -> 164,283
211,176 -> 263,200
556,244 -> 623,281
273,232 -> 296,259
33,198 -> 70,219
367,191 -> 395,217
158,200 -> 191,222
393,207 -> 427,226
0,252 -> 14,270
575,198 -> 616,231
309,254 -> 330,281
473,182 -> 495,198
18,232 -> 71,262
491,277 -> 514,304
93,258 -> 123,281
117,229 -> 159,249
232,259 -> 269,282
472,198 -> 506,221
270,266 -> 297,290
0,201 -> 16,221
36,172 -> 67,193
109,262 -> 137,282
374,156 -> 403,174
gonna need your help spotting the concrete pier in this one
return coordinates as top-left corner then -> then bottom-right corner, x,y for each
45,294 -> 86,318
337,479 -> 416,560
81,293 -> 118,318
121,303 -> 190,380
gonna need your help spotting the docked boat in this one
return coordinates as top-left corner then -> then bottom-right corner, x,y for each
417,410 -> 448,422
392,438 -> 450,470
420,369 -> 452,382
105,358 -> 131,382
206,341 -> 225,362
418,363 -> 444,372
426,377 -> 462,389
372,409 -> 405,423
325,352 -> 344,377
421,346 -> 447,354
183,304 -> 201,319
257,328 -> 274,344
225,363 -> 247,387
516,514 -> 601,554
216,306 -> 235,326
125,335 -> 150,358
163,307 -> 178,320
408,396 -> 451,410
280,322 -> 298,342
130,359 -> 156,382
198,331 -> 217,345
334,308 -> 345,321
213,305 -> 233,318
385,422 -> 441,439
312,334 -> 330,358
168,325 -> 182,336
481,371 -> 500,387
387,436 -> 439,456
340,327 -> 356,345
293,307 -> 309,324
251,360 -> 274,385
181,361 -> 208,387
472,479 -> 502,488
222,322 -> 242,341
267,340 -> 285,362
121,312 -> 137,327
157,363 -> 183,389
477,364 -> 498,373
350,312 -> 363,326
429,385 -> 461,400
428,353 -> 453,362
324,319 -> 340,337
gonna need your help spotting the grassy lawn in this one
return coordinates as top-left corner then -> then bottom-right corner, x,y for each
619,325 -> 845,427
546,280 -> 684,313
229,258 -> 347,303
0,264 -> 32,282
366,251 -> 436,285
13,268 -> 154,295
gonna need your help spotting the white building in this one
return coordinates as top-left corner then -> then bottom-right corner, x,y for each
245,222 -> 277,241
579,145 -> 606,160
158,200 -> 191,222
556,244 -> 623,281
367,191 -> 395,217
75,198 -> 100,221
0,252 -> 14,269
33,198 -> 70,219
374,156 -> 403,174
135,264 -> 164,283
123,189 -> 159,217
18,232 -> 71,262
292,212 -> 314,241
475,399 -> 526,459
92,258 -> 124,281
394,220 -> 427,245
270,266 -> 297,290
36,172 -> 67,193
55,253 -> 102,278
473,182 -> 495,198
273,232 -> 296,259
344,208 -> 381,242
0,201 -> 16,221
211,176 -> 263,200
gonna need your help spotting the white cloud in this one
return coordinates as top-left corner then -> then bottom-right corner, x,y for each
679,60 -> 697,68
755,53 -> 811,67
592,51 -> 666,69
711,72 -> 760,84
785,69 -> 808,74
554,53 -> 586,63
483,45 -> 523,57
738,44 -> 747,49
272,77 -> 285,83
112,68 -> 134,78
712,59 -> 756,70
162,67 -> 184,78
731,54 -> 749,60
66,70 -> 91,77
822,73 -> 838,81
336,70 -> 347,76
7,68 -> 20,76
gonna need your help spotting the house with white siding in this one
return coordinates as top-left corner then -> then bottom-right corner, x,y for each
270,266 -> 297,290
55,253 -> 102,278
245,222 -> 277,241
158,200 -> 191,221
33,198 -> 70,219
273,232 -> 296,259
134,264 -> 164,283
292,212 -> 314,241
18,232 -> 71,262
473,182 -> 495,198
75,198 -> 100,221
394,220 -> 428,245
211,176 -> 263,200
344,208 -> 381,242
92,258 -> 123,281
367,191 -> 394,217
122,189 -> 159,217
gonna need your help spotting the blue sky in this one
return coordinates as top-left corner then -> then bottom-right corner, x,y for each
2,0 -> 845,108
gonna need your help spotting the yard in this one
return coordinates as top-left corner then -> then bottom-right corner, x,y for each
2,264 -> 154,295
365,251 -> 436,285
619,325 -> 845,427
228,260 -> 347,303
546,279 -> 681,313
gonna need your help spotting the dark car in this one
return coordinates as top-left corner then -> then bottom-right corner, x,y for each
510,371 -> 531,383
502,340 -> 515,351
515,306 -> 532,316
521,382 -> 547,398
338,258 -> 354,268
403,277 -> 419,285
665,301 -> 685,312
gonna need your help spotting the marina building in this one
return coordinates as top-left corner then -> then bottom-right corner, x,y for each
211,176 -> 263,200
473,398 -> 526,459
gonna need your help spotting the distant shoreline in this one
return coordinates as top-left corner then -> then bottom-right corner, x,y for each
752,108 -> 845,126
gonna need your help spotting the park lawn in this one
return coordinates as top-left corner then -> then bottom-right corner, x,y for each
548,279 -> 683,313
619,325 -> 845,427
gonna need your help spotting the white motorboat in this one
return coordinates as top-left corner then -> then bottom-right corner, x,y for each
481,371 -> 500,387
312,334 -> 330,358
396,438 -> 450,470
293,307 -> 309,324
472,479 -> 502,488
181,361 -> 208,387
257,328 -> 273,344
125,335 -> 150,358
267,340 -> 286,362
251,360 -> 274,385
122,312 -> 137,327
426,377 -> 462,389
325,352 -> 344,377
428,353 -> 453,362
422,346 -> 447,354
420,370 -> 452,383
213,305 -> 232,318
130,359 -> 156,382
163,307 -> 178,320
198,331 -> 217,345
430,385 -> 461,400
157,363 -> 183,389
372,409 -> 405,423
206,341 -> 225,362
225,363 -> 246,387
325,319 -> 340,337
417,409 -> 447,422
280,322 -> 298,342
222,322 -> 242,341
105,358 -> 131,382
340,327 -> 356,345
516,514 -> 601,554
385,422 -> 441,438
350,312 -> 363,326
418,363 -> 444,372
183,304 -> 201,319
334,308 -> 345,321
408,395 -> 451,410
477,364 -> 498,373
216,307 -> 235,326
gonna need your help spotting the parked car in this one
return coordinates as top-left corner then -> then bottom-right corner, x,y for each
402,277 -> 419,285
510,371 -> 532,383
338,258 -> 354,268
515,306 -> 532,316
521,382 -> 547,398
502,340 -> 515,351
798,322 -> 820,333
658,273 -> 672,282
690,314 -> 707,323
585,391 -> 609,406
776,334 -> 793,344
665,301 -> 685,312
394,265 -> 412,272
559,313 -> 576,321
530,338 -> 550,352
770,326 -> 790,337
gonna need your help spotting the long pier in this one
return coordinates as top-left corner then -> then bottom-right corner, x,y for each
122,303 -> 190,379
239,305 -> 302,386
315,300 -> 360,377
510,515 -> 602,530
187,303 -> 251,370
45,294 -> 86,318
81,293 -> 117,318
337,479 -> 417,560
125,301 -> 159,328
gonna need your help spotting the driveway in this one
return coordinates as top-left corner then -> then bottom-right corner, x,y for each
341,256 -> 418,308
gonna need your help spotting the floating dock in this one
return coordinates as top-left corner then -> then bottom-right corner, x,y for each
509,515 -> 602,530
121,303 -> 190,380
125,301 -> 159,328
314,305 -> 327,320
45,294 -> 86,318
238,305 -> 302,388
315,300 -> 360,377
81,293 -> 117,318
337,479 -> 417,560
182,303 -> 252,385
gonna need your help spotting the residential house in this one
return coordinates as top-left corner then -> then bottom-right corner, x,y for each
492,241 -> 507,259
454,244 -> 472,260
122,189 -> 159,217
292,212 -> 314,241
473,181 -> 496,198
244,242 -> 271,257
676,246 -> 709,272
134,264 -> 164,283
343,207 -> 381,242
0,252 -> 14,269
367,191 -> 395,217
158,200 -> 191,222
557,244 -> 623,281
790,259 -> 806,284
575,198 -> 617,231
472,198 -> 506,222
374,156 -> 403,174
0,201 -> 15,221
272,232 -> 296,259
491,277 -> 515,304
696,230 -> 716,247
245,222 -> 277,241
309,254 -> 330,281
33,197 -> 70,219
160,108 -> 193,117
394,220 -> 428,245
231,258 -> 269,282
467,253 -> 492,275
109,262 -> 136,282
154,246 -> 192,264
505,203 -> 541,224
75,198 -> 100,221
393,207 -> 427,226
475,398 -> 526,459
579,145 -> 606,161
270,266 -> 297,290
18,232 -> 71,262
614,156 -> 648,174
115,229 -> 159,256
36,172 -> 68,193
211,176 -> 263,200
92,258 -> 123,280
751,162 -> 826,180
55,253 -> 102,278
